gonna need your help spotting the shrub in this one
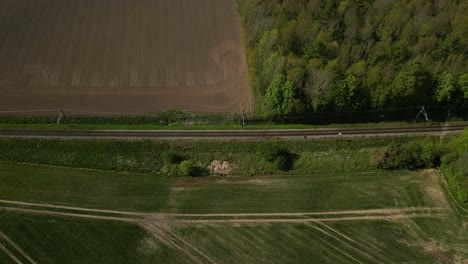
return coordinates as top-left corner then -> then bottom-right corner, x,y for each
162,150 -> 185,164
258,143 -> 298,171
440,129 -> 468,205
179,160 -> 208,177
372,139 -> 440,170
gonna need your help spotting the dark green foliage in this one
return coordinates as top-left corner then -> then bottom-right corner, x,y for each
264,75 -> 295,116
238,0 -> 468,114
372,139 -> 440,170
162,150 -> 185,164
179,160 -> 208,177
441,129 -> 468,205
258,143 -> 298,171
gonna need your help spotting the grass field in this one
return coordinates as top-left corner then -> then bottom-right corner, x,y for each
0,162 -> 168,212
168,170 -> 440,214
0,161 -> 467,263
0,0 -> 251,114
0,211 -> 189,264
171,219 -> 467,263
0,162 -> 441,213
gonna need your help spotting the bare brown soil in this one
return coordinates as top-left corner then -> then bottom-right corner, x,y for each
0,0 -> 252,115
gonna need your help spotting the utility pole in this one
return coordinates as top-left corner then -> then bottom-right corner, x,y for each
57,109 -> 68,125
414,106 -> 429,122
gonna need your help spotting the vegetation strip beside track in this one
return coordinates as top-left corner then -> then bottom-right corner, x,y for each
0,124 -> 465,139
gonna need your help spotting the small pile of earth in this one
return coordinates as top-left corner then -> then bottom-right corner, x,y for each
208,160 -> 233,175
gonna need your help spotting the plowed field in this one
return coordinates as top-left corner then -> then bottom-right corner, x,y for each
0,0 -> 251,114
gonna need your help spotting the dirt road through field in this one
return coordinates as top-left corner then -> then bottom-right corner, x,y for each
0,231 -> 37,264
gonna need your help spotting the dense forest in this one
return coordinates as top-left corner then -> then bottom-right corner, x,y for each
237,0 -> 468,116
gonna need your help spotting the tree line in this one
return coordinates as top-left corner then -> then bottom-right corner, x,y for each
237,0 -> 468,116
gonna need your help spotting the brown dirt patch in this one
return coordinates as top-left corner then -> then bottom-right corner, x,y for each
424,242 -> 454,264
0,0 -> 251,115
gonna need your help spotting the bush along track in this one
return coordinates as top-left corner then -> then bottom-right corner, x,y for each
372,129 -> 468,209
0,136 -> 433,176
440,129 -> 468,208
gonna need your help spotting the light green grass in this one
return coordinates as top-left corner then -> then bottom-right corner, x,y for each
0,162 -> 169,212
168,171 -> 441,214
0,162 -> 438,214
0,211 -> 190,264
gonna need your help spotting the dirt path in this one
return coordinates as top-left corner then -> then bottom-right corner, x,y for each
0,199 -> 452,263
141,223 -> 216,264
318,222 -> 393,263
0,198 -> 446,223
0,206 -> 136,223
0,243 -> 22,264
161,207 -> 445,218
0,200 -> 151,217
167,213 -> 447,224
304,228 -> 364,264
0,231 -> 37,264
312,224 -> 380,263
0,204 -> 447,226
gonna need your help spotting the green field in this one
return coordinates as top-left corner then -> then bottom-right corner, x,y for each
0,162 -> 168,212
169,171 -> 440,214
171,219 -> 467,263
0,161 -> 467,263
0,211 -> 189,264
0,162 -> 443,214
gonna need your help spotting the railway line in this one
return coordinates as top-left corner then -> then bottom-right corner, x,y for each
0,124 -> 465,140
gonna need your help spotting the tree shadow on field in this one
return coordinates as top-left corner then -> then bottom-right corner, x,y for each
273,150 -> 299,171
258,143 -> 299,171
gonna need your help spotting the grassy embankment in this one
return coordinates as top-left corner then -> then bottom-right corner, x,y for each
0,136 -> 444,176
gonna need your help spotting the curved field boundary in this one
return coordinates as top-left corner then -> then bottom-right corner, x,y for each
436,169 -> 468,216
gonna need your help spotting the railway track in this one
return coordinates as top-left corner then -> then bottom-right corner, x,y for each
0,124 -> 465,139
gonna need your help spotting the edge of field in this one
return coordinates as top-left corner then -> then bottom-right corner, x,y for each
1,121 -> 467,131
